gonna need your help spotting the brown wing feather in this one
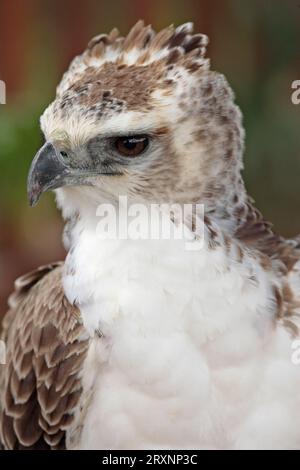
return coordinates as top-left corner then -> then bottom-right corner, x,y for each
234,198 -> 300,336
235,197 -> 300,272
0,263 -> 90,449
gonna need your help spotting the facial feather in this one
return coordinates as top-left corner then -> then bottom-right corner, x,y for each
39,20 -> 246,233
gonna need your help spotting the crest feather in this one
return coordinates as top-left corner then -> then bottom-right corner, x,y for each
57,20 -> 209,97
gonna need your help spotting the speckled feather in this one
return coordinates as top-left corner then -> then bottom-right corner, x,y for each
0,264 -> 89,449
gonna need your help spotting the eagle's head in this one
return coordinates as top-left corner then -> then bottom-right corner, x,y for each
28,21 -> 245,223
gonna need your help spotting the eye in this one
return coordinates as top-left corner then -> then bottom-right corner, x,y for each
114,135 -> 149,157
60,150 -> 69,159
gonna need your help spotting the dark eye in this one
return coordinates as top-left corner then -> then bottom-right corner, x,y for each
60,150 -> 69,159
114,135 -> 149,157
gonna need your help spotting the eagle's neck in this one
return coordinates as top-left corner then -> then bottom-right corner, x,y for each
61,194 -> 278,340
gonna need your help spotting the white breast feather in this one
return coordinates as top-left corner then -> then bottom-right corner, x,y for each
63,212 -> 300,450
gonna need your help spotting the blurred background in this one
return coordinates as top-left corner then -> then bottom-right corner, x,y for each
0,0 -> 299,318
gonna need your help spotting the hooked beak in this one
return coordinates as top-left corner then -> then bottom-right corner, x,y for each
27,142 -> 70,206
27,140 -> 122,206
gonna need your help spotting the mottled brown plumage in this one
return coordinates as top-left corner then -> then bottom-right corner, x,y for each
235,197 -> 300,274
0,264 -> 89,449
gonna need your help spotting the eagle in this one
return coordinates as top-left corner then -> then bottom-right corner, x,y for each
1,21 -> 300,450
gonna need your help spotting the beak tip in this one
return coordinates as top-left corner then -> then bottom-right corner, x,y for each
27,141 -> 64,207
28,191 -> 41,207
27,180 -> 41,207
28,196 -> 37,207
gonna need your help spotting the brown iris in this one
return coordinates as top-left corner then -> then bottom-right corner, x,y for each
114,135 -> 149,157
